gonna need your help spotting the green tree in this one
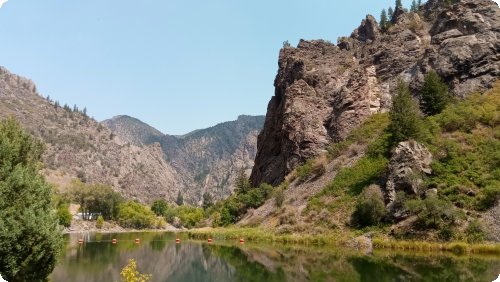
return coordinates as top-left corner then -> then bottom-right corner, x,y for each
175,191 -> 184,206
151,199 -> 169,216
380,9 -> 389,32
420,70 -> 450,116
388,7 -> 394,21
69,180 -> 123,220
96,215 -> 104,229
57,204 -> 72,228
411,0 -> 418,12
0,118 -> 63,281
418,0 -> 422,7
235,169 -> 251,194
388,80 -> 423,145
202,192 -> 214,210
396,0 -> 403,8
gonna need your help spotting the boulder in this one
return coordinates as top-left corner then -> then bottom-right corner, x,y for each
386,141 -> 433,208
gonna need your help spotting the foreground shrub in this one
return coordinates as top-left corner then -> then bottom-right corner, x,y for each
352,185 -> 387,227
120,259 -> 151,282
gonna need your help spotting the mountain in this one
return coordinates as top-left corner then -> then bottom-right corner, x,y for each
102,115 -> 164,145
250,0 -> 500,187
0,67 -> 182,203
103,114 -> 265,202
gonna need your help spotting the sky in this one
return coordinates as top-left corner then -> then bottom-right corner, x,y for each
0,0 -> 498,135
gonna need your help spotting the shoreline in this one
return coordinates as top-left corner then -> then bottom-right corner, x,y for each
62,223 -> 500,255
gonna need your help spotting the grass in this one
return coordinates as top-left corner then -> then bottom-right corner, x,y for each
372,238 -> 500,255
187,227 -> 500,255
187,227 -> 352,246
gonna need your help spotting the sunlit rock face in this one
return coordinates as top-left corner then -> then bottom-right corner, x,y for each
251,0 -> 500,187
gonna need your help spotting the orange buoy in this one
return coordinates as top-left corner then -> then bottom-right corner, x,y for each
111,239 -> 117,244
78,239 -> 84,244
175,238 -> 181,243
135,238 -> 140,244
207,238 -> 213,243
239,238 -> 245,244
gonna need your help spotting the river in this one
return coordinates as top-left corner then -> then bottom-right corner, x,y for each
50,232 -> 500,282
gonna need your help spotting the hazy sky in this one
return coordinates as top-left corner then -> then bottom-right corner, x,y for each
0,0 -> 491,134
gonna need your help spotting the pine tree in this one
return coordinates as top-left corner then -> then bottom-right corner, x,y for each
388,80 -> 423,145
418,0 -> 422,7
388,7 -> 394,21
83,107 -> 88,117
202,192 -> 214,210
396,0 -> 403,9
0,118 -> 63,281
411,0 -> 418,12
380,9 -> 388,32
176,191 -> 184,206
235,169 -> 251,194
420,70 -> 450,115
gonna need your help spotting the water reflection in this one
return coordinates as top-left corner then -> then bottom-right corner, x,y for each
51,233 -> 500,282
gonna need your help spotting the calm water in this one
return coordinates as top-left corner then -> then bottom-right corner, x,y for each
51,232 -> 500,282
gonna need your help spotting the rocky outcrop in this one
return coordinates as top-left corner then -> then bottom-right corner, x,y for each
251,0 -> 500,186
385,141 -> 433,208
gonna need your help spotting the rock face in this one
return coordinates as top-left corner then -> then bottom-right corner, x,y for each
251,0 -> 500,186
385,141 -> 433,208
103,114 -> 265,202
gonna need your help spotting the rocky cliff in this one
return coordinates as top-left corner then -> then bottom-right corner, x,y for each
104,115 -> 264,202
251,0 -> 500,187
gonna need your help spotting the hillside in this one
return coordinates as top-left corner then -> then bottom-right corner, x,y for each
0,66 -> 182,203
240,84 -> 499,242
103,115 -> 265,202
233,0 -> 500,242
102,115 -> 164,145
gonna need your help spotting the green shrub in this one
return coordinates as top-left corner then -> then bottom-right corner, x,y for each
274,188 -> 285,208
465,220 -> 486,243
151,199 -> 169,216
117,201 -> 156,229
175,206 -> 205,229
296,160 -> 313,183
96,215 -> 104,229
352,185 -> 387,227
405,196 -> 461,230
476,185 -> 500,210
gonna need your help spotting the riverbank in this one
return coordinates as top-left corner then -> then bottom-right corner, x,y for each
187,227 -> 500,255
63,219 -> 179,234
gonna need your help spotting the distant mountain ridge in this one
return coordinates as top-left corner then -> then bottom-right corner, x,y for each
103,114 -> 265,202
0,66 -> 264,204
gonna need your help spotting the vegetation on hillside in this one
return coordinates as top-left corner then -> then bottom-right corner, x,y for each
0,118 -> 63,281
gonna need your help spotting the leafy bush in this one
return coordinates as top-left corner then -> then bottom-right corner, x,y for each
117,201 -> 156,229
151,199 -> 169,216
465,220 -> 486,243
120,259 -> 151,282
405,196 -> 462,230
352,185 -> 387,227
296,161 -> 313,183
69,180 -> 123,220
175,206 -> 205,229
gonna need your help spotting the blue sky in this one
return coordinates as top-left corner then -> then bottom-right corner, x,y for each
1,0 -> 421,135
